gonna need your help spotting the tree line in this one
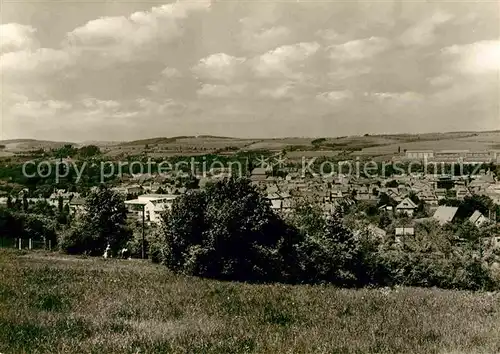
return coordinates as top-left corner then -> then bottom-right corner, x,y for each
1,178 -> 500,291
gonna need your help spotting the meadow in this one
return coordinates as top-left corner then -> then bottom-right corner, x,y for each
1,249 -> 500,353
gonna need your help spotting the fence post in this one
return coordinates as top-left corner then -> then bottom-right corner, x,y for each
18,238 -> 22,250
49,240 -> 52,251
29,239 -> 32,250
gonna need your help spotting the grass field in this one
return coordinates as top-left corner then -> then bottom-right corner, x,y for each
2,249 -> 500,353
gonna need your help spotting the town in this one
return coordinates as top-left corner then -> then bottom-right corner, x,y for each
2,147 -> 499,240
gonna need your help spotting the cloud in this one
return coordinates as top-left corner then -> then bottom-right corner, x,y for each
368,91 -> 424,104
82,98 -> 120,110
75,98 -> 140,120
239,24 -> 291,52
161,67 -> 182,78
328,37 -> 390,61
400,10 -> 454,46
328,66 -> 372,81
192,53 -> 247,82
136,98 -> 184,115
0,23 -> 38,54
0,48 -> 75,77
443,40 -> 500,75
253,41 -> 320,79
64,1 -> 211,61
9,99 -> 73,118
316,90 -> 353,103
197,83 -> 246,98
260,82 -> 301,100
1,1 -> 499,140
316,29 -> 340,42
147,66 -> 185,94
428,75 -> 453,87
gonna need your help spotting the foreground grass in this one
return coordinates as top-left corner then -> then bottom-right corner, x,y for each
1,250 -> 500,353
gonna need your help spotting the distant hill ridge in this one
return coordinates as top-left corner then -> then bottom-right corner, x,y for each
2,129 -> 500,151
120,135 -> 238,146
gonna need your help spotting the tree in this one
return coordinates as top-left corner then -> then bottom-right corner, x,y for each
78,145 -> 101,158
6,195 -> 13,209
31,200 -> 55,217
22,194 -> 29,213
59,185 -> 131,255
57,196 -> 64,214
456,195 -> 494,221
294,210 -> 363,286
159,178 -> 293,282
53,144 -> 78,158
377,192 -> 397,208
386,180 -> 399,188
378,211 -> 391,229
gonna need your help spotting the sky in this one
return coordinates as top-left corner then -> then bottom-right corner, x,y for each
0,0 -> 499,142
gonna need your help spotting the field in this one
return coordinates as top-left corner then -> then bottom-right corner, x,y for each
2,250 -> 500,353
361,132 -> 500,155
2,131 -> 500,160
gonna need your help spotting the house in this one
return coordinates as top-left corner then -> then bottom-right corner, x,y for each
267,193 -> 282,211
456,186 -> 471,201
367,224 -> 387,238
250,167 -> 268,182
266,185 -> 280,194
111,187 -> 129,195
435,188 -> 447,200
385,188 -> 403,203
405,150 -> 434,160
113,185 -> 143,196
355,193 -> 378,202
68,198 -> 86,216
209,167 -> 232,179
266,192 -> 292,212
48,190 -> 80,207
378,204 -> 393,212
432,206 -> 459,225
397,184 -> 409,195
416,190 -> 438,206
330,189 -> 345,202
486,191 -> 500,205
468,179 -> 490,193
124,194 -> 177,224
198,177 -> 211,189
395,227 -> 415,236
126,185 -> 143,195
396,198 -> 417,216
143,182 -> 163,193
469,210 -> 489,227
395,227 -> 415,243
433,150 -> 468,163
463,151 -> 494,164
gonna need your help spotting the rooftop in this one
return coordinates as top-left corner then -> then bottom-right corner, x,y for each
433,206 -> 459,225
